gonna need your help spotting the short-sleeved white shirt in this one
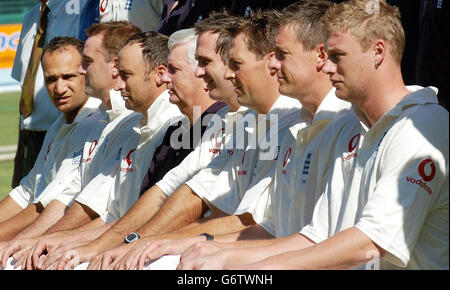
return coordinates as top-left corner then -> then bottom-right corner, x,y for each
78,90 -> 132,184
99,0 -> 165,31
35,90 -> 132,207
236,90 -> 354,237
156,105 -> 251,196
9,97 -> 104,208
300,86 -> 449,269
75,91 -> 184,223
186,95 -> 302,214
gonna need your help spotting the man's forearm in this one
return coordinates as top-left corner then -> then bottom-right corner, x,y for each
214,223 -> 273,243
0,196 -> 23,223
212,233 -> 315,269
52,223 -> 114,245
49,217 -> 110,238
136,185 -> 206,237
12,200 -> 67,240
44,201 -> 99,234
85,185 -> 168,254
158,212 -> 256,241
0,203 -> 42,241
245,227 -> 382,270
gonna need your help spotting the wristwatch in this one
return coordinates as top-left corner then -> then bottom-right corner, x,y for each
124,232 -> 140,243
200,232 -> 214,241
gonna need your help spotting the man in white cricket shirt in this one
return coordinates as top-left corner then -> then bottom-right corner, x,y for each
223,0 -> 448,270
0,22 -> 143,270
0,36 -> 105,268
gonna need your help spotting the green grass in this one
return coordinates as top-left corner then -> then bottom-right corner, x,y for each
0,91 -> 19,200
0,91 -> 20,146
0,160 -> 13,201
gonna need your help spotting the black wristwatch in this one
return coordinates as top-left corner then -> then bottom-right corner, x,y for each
200,232 -> 214,241
124,232 -> 140,243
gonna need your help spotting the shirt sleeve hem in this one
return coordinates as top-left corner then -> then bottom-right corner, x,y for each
299,226 -> 326,244
185,180 -> 236,215
9,189 -> 31,209
75,196 -> 106,218
355,224 -> 408,268
155,180 -> 172,196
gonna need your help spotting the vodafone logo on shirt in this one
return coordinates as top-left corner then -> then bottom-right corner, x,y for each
406,158 -> 436,195
343,134 -> 360,162
418,159 -> 436,181
121,148 -> 136,173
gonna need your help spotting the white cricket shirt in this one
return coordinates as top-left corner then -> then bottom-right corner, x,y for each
9,97 -> 104,208
236,89 -> 354,237
300,86 -> 449,269
35,90 -> 133,207
186,95 -> 302,214
156,105 -> 251,196
75,91 -> 184,223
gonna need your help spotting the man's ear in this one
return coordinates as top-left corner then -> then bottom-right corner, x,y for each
266,51 -> 276,63
373,39 -> 386,69
316,43 -> 327,72
154,65 -> 167,86
112,57 -> 119,78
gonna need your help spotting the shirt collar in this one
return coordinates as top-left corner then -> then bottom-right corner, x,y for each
394,86 -> 439,110
72,97 -> 102,124
107,89 -> 130,121
245,95 -> 301,137
268,95 -> 302,115
143,90 -> 183,133
352,85 -> 439,131
312,88 -> 351,124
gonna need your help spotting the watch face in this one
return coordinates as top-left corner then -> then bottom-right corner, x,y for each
125,232 -> 139,243
127,233 -> 138,240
